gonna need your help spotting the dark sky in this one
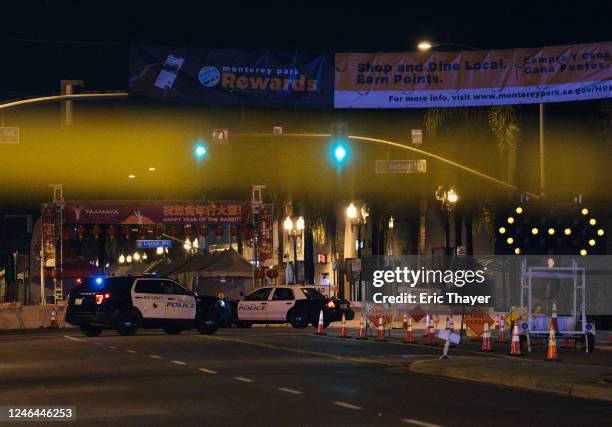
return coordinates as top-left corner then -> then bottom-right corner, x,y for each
1,1 -> 611,96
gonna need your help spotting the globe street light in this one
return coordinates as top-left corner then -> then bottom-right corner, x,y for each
435,185 -> 459,254
284,216 -> 305,284
346,202 -> 369,300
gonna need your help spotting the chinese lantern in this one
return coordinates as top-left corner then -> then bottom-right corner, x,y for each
169,225 -> 178,238
215,225 -> 224,239
155,225 -> 163,239
138,226 -> 147,238
254,268 -> 265,279
122,225 -> 131,239
184,225 -> 194,238
198,225 -> 208,237
266,269 -> 279,279
230,225 -> 240,237
92,225 -> 102,239
77,225 -> 86,240
108,225 -> 116,239
62,227 -> 72,241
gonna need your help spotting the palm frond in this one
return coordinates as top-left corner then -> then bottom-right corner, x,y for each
488,106 -> 519,152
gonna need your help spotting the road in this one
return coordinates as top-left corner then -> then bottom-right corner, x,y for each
1,328 -> 610,427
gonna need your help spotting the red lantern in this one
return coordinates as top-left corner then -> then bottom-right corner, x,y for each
169,226 -> 178,238
184,225 -> 194,238
254,268 -> 265,279
122,225 -> 131,238
198,225 -> 208,237
77,225 -> 86,239
266,269 -> 279,279
138,226 -> 147,238
155,225 -> 163,238
108,225 -> 116,238
62,227 -> 72,241
92,225 -> 102,239
230,225 -> 240,237
243,226 -> 254,240
215,225 -> 224,238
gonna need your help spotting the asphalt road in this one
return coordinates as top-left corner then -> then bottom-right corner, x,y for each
1,328 -> 611,427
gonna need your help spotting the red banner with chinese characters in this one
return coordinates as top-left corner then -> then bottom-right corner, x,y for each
63,200 -> 251,225
258,204 -> 273,263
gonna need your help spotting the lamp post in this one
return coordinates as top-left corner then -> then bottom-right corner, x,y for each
435,186 -> 459,254
346,202 -> 369,300
283,216 -> 305,284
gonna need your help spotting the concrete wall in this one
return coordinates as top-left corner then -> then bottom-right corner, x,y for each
0,303 -> 67,330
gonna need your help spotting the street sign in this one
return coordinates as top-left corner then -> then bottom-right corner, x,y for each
212,128 -> 229,143
411,129 -> 422,145
504,306 -> 523,327
409,305 -> 426,323
0,127 -> 19,144
375,159 -> 426,174
438,329 -> 461,344
464,306 -> 495,336
521,321 -> 529,330
136,239 -> 172,249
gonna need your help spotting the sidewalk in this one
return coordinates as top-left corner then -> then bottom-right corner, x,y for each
407,356 -> 612,402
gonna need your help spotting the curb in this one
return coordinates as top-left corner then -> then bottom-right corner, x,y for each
408,358 -> 612,402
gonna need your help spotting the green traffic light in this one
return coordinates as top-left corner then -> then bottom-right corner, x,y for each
194,143 -> 207,159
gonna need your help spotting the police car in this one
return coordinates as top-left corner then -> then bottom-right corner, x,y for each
235,286 -> 354,329
65,275 -> 221,337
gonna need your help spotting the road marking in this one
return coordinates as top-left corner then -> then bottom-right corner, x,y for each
108,346 -> 117,349
63,335 -> 84,342
234,376 -> 254,383
94,342 -> 102,345
149,355 -> 161,359
333,401 -> 363,410
198,368 -> 218,374
171,360 -> 186,365
127,350 -> 137,354
278,387 -> 303,395
401,418 -> 442,427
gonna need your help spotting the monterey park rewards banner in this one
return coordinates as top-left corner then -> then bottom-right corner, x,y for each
335,42 -> 612,108
129,45 -> 333,107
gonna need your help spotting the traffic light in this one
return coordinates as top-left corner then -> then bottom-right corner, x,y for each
194,141 -> 207,159
331,122 -> 349,165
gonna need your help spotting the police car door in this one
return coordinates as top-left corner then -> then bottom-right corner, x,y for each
267,288 -> 296,321
162,280 -> 197,320
132,278 -> 166,319
237,288 -> 272,321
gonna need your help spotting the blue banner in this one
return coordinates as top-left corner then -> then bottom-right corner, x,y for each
129,45 -> 333,108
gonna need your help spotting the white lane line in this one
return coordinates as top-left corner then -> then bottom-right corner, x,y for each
64,335 -> 84,342
108,346 -> 117,349
127,350 -> 137,354
234,376 -> 254,383
149,355 -> 162,359
198,368 -> 218,374
401,418 -> 442,427
171,360 -> 187,365
277,387 -> 303,395
333,401 -> 363,410
94,342 -> 102,345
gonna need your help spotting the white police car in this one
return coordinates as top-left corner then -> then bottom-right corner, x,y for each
66,275 -> 221,337
235,286 -> 354,329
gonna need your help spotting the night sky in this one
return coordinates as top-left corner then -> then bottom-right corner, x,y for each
1,1 -> 611,96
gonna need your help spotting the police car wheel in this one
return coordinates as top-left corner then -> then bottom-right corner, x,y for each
236,321 -> 253,328
288,310 -> 309,329
115,310 -> 140,336
80,324 -> 103,337
197,322 -> 219,335
163,327 -> 183,335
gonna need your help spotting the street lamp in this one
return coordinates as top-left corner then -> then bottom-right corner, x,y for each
435,185 -> 459,254
284,216 -> 305,284
346,202 -> 369,300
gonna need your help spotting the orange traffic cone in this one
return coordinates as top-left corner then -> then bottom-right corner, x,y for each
402,313 -> 408,329
355,314 -> 367,340
49,309 -> 59,329
426,315 -> 436,346
314,310 -> 326,336
338,312 -> 350,338
481,322 -> 493,352
496,314 -> 507,343
551,302 -> 558,333
545,321 -> 561,361
375,316 -> 387,342
404,317 -> 415,343
510,324 -> 523,356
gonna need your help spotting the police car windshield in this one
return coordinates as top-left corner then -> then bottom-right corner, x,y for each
301,288 -> 325,299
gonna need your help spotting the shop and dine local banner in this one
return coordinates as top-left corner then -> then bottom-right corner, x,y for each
334,42 -> 612,108
129,45 -> 333,107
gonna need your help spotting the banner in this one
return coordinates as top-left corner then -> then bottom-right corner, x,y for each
64,201 -> 252,225
41,204 -> 56,268
335,42 -> 612,108
257,204 -> 273,263
130,45 -> 333,107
